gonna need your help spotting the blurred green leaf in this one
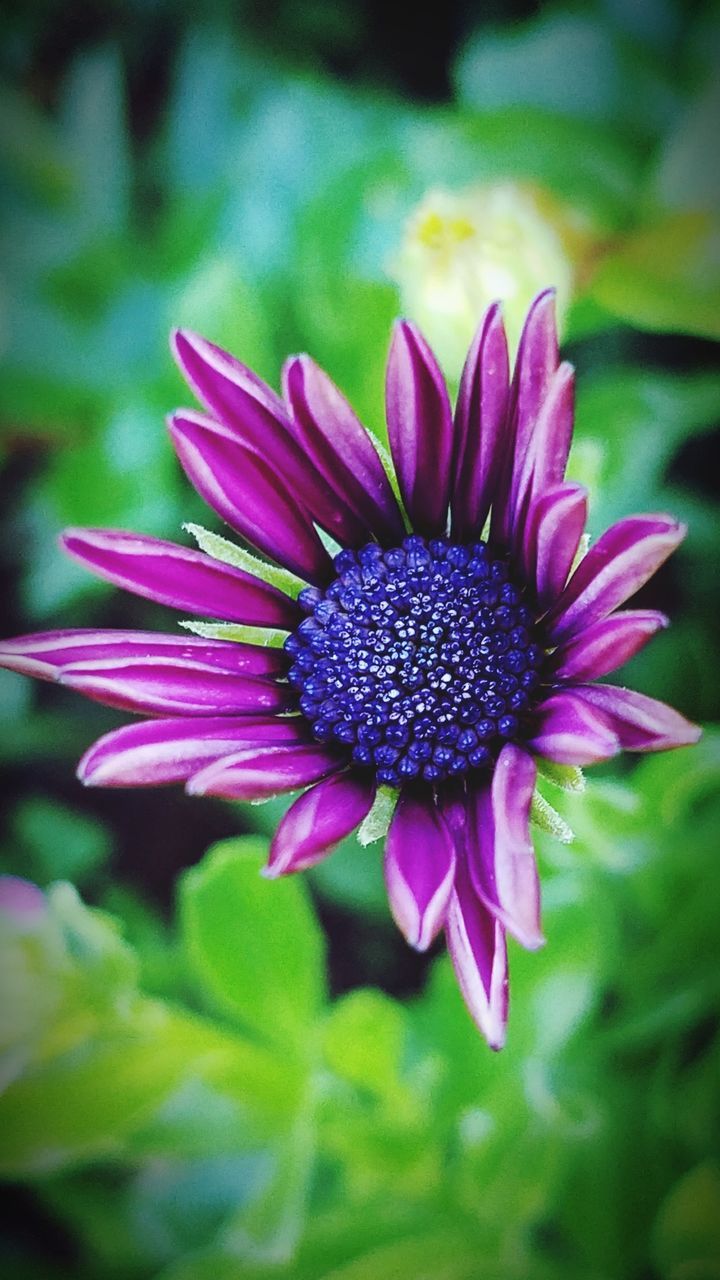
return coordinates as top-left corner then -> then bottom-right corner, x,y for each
589,212 -> 720,340
59,45 -> 130,237
323,988 -> 406,1103
456,11 -> 679,138
5,795 -> 111,888
180,837 -> 326,1052
651,76 -> 720,214
574,367 -> 720,529
653,1163 -> 720,1280
0,1005 -> 204,1176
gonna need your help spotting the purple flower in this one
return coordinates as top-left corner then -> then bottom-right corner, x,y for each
0,291 -> 700,1048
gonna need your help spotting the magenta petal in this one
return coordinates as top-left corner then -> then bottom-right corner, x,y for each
169,411 -> 333,585
172,329 -> 286,420
0,876 -> 47,925
172,331 -> 364,548
528,690 -> 620,764
545,515 -> 686,644
78,716 -> 308,787
61,530 -> 300,628
384,792 -> 456,951
570,684 -> 701,753
510,289 -> 559,464
493,289 -> 558,545
266,771 -> 376,876
524,482 -> 588,609
283,355 -> 404,545
445,852 -> 509,1051
186,742 -> 345,800
549,610 -> 669,680
58,658 -> 293,716
451,303 -> 510,540
386,320 -> 454,537
0,629 -> 288,682
511,361 -> 575,546
466,747 -> 543,950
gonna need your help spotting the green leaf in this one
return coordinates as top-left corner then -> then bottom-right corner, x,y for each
6,795 -> 111,887
456,12 -> 678,138
0,83 -> 73,204
59,46 -> 130,236
653,1162 -> 720,1280
184,523 -> 305,598
324,988 -> 407,1102
453,109 -> 641,227
180,838 -> 326,1053
0,1002 -> 198,1176
221,1105 -> 315,1265
311,1230 -> 485,1280
589,211 -> 720,341
575,368 -> 720,526
651,76 -> 720,215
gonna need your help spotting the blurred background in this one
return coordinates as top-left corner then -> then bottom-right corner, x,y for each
0,0 -> 719,1276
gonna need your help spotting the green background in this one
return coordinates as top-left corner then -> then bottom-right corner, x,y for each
0,1 -> 719,1276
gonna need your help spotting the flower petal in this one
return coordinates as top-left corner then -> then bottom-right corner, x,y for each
186,742 -> 345,800
492,288 -> 558,545
0,629 -> 288,682
78,716 -> 308,787
466,746 -> 543,950
58,657 -> 293,716
450,302 -> 510,541
510,288 -> 559,466
545,514 -> 686,644
283,354 -> 404,545
549,610 -> 669,681
169,411 -> 333,585
172,329 -> 285,418
266,770 -> 376,876
570,684 -> 701,753
60,530 -> 301,628
523,482 -> 588,609
386,319 -> 454,536
172,330 -> 364,547
445,848 -> 509,1051
527,690 -> 620,764
384,791 -> 456,951
0,877 -> 47,922
511,361 -> 575,546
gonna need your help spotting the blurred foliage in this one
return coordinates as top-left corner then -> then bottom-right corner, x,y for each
0,0 -> 719,1276
2,739 -> 720,1278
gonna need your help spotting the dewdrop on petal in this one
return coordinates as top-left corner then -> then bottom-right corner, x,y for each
390,183 -> 575,379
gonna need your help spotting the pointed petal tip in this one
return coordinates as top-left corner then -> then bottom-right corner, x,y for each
184,775 -> 206,797
533,285 -> 557,308
76,755 -> 96,787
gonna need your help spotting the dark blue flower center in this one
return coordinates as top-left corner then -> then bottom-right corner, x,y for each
285,535 -> 544,787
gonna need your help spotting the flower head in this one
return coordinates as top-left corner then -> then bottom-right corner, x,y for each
0,292 -> 700,1048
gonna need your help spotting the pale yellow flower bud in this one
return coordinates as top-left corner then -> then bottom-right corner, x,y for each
390,183 -> 576,380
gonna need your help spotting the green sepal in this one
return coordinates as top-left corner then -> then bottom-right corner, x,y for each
531,790 -> 575,844
537,759 -> 586,793
184,522 -> 306,599
316,526 -> 343,558
357,785 -> 399,847
178,620 -> 288,648
372,436 -> 411,529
